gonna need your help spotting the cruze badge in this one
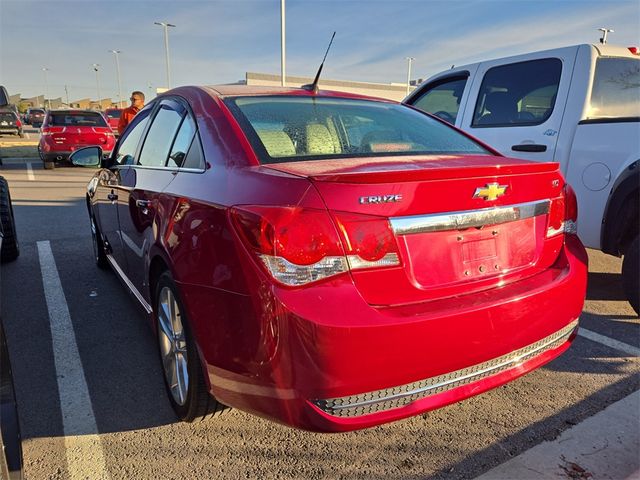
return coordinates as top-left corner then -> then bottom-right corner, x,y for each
359,194 -> 403,205
473,183 -> 508,201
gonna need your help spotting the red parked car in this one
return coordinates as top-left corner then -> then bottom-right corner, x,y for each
104,108 -> 122,134
70,86 -> 587,432
39,110 -> 115,166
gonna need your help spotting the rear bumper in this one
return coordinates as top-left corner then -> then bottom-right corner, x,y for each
195,235 -> 587,432
40,149 -> 112,162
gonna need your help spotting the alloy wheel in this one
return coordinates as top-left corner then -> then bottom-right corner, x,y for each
157,286 -> 189,406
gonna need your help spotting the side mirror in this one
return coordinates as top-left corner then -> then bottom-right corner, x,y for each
70,146 -> 103,168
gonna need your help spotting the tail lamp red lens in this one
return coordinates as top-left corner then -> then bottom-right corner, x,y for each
546,183 -> 578,238
15,119 -> 22,127
332,212 -> 401,270
230,206 -> 400,286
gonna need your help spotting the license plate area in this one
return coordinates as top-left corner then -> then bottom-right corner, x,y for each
398,216 -> 542,289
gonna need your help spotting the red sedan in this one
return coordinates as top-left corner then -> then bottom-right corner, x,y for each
39,110 -> 115,166
104,108 -> 122,134
70,86 -> 587,432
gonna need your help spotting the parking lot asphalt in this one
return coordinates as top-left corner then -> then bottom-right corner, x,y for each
0,157 -> 638,480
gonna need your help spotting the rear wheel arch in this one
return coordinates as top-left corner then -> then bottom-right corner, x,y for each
601,161 -> 639,257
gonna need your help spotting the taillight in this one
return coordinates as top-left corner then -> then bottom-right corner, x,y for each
41,128 -> 52,136
332,212 -> 401,270
546,183 -> 578,237
628,46 -> 640,56
15,119 -> 22,127
230,206 -> 348,286
230,206 -> 402,286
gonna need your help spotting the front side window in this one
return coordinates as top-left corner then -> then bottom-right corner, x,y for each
138,100 -> 185,167
226,96 -> 490,164
113,106 -> 152,166
588,57 -> 640,119
472,58 -> 562,127
411,76 -> 468,124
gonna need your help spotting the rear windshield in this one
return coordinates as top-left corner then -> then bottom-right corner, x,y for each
106,110 -> 121,119
0,112 -> 16,122
48,112 -> 107,127
30,109 -> 45,115
226,96 -> 490,164
588,57 -> 640,119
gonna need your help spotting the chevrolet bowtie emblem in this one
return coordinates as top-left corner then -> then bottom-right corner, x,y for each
473,183 -> 508,201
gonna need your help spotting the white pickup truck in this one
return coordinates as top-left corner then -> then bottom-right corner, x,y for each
405,43 -> 639,313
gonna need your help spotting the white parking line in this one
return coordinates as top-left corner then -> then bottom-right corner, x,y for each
26,161 -> 35,181
37,241 -> 110,479
578,328 -> 640,357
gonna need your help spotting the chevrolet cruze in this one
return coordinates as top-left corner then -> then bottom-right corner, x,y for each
70,85 -> 587,432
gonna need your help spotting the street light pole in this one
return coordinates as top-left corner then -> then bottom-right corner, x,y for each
109,49 -> 123,108
405,57 -> 415,96
154,22 -> 176,89
42,67 -> 50,110
92,64 -> 102,110
280,0 -> 286,86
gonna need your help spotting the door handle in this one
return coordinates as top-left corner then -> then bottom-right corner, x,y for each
511,144 -> 547,153
135,199 -> 151,208
107,192 -> 118,201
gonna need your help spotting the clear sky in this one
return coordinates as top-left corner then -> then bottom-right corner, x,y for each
1,0 -> 639,102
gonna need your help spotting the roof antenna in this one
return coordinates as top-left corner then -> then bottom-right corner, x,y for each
302,31 -> 336,94
598,27 -> 614,44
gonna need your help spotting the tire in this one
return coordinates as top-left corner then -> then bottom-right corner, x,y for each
622,235 -> 639,315
0,176 -> 19,263
154,271 -> 226,422
90,213 -> 109,269
18,131 -> 24,138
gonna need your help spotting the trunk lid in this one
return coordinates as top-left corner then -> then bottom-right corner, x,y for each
50,126 -> 113,148
264,155 -> 566,306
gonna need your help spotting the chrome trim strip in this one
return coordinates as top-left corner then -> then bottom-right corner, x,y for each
390,200 -> 549,235
106,254 -> 152,314
314,320 -> 577,417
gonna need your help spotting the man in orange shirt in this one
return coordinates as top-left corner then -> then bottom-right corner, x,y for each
117,91 -> 145,135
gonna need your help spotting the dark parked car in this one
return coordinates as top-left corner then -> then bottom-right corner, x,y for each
0,110 -> 23,138
0,175 -> 22,479
71,85 -> 587,432
0,176 -> 18,263
25,108 -> 45,127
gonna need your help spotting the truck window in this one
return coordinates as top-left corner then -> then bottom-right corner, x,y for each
472,58 -> 562,128
411,76 -> 468,124
587,58 -> 640,119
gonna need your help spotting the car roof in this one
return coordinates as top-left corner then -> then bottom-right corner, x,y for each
200,84 -> 393,103
47,109 -> 103,114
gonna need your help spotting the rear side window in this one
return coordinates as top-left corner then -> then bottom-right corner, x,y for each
48,112 -> 107,127
226,96 -> 489,164
588,58 -> 640,119
138,101 -> 185,167
472,58 -> 562,127
168,115 -> 198,169
410,76 -> 468,124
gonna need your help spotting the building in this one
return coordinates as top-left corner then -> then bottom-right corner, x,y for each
245,72 -> 415,101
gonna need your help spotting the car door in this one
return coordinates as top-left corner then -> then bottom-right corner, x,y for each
94,104 -> 153,272
118,97 -> 189,300
457,48 -> 578,162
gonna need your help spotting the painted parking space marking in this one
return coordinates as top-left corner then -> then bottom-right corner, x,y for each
578,328 -> 640,357
26,161 -> 35,181
37,241 -> 110,479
